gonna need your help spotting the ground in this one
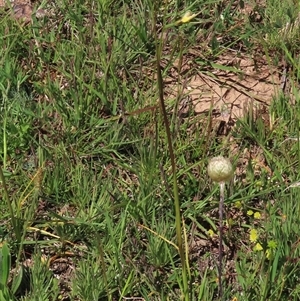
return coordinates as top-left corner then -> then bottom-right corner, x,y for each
0,0 -> 300,300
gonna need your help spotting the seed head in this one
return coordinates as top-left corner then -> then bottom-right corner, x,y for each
207,156 -> 233,183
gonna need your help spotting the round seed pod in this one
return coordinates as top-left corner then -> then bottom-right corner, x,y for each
207,156 -> 233,183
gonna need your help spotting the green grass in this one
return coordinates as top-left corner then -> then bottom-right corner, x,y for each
1,0 -> 300,300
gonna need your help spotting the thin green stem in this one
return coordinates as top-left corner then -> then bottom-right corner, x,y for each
218,182 -> 225,299
155,19 -> 189,301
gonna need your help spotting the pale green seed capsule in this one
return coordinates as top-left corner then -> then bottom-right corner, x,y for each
207,156 -> 233,183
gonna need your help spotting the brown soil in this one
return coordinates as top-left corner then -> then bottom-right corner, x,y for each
187,53 -> 279,118
0,0 -> 46,23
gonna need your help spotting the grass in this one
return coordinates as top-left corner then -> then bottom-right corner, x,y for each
0,0 -> 300,300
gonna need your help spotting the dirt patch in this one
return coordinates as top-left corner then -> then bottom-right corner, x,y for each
164,50 -> 281,124
190,54 -> 279,118
0,0 -> 46,23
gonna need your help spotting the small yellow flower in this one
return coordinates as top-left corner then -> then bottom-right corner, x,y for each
176,11 -> 198,24
254,212 -> 261,219
249,228 -> 258,242
253,242 -> 263,251
207,229 -> 215,238
232,297 -> 238,301
247,210 -> 254,216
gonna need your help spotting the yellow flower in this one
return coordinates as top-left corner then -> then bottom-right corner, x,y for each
232,297 -> 238,301
249,229 -> 258,242
254,212 -> 261,219
177,11 -> 198,24
247,210 -> 253,216
253,243 -> 263,251
207,229 -> 215,238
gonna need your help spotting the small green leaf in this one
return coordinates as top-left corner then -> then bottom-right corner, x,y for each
271,248 -> 280,282
11,265 -> 23,295
0,243 -> 11,286
0,170 -> 12,178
